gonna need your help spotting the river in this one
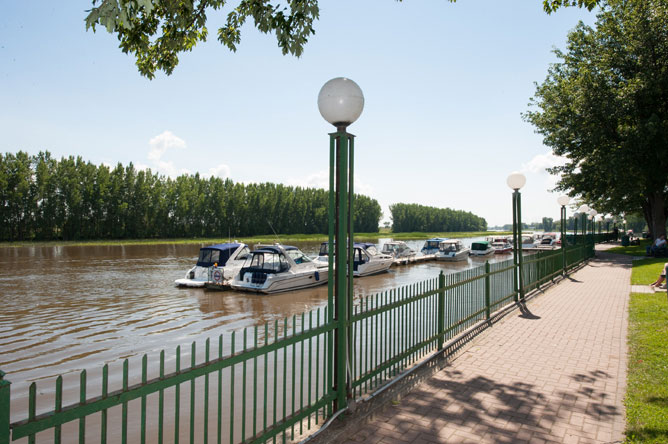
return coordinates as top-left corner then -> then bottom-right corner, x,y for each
0,237 -> 514,406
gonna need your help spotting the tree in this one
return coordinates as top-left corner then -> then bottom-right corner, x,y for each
542,217 -> 554,231
525,0 -> 668,239
86,0 -> 602,79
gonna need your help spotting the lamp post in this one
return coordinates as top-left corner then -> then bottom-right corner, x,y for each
557,195 -> 570,275
318,77 -> 364,411
589,209 -> 597,245
508,172 -> 526,301
577,204 -> 589,245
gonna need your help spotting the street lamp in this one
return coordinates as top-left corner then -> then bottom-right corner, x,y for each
557,195 -> 570,274
318,77 -> 364,411
577,204 -> 589,245
508,172 -> 526,301
589,209 -> 597,244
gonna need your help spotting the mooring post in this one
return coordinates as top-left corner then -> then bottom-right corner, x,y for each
0,370 -> 10,444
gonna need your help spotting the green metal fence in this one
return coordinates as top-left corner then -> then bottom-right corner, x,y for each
0,243 -> 597,444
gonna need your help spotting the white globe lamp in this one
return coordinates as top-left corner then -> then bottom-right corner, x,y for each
506,172 -> 526,191
317,77 -> 364,129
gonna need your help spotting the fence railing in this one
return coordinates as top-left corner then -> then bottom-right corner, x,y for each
0,242 -> 598,444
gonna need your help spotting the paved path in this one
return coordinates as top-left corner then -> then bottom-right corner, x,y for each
338,252 -> 630,444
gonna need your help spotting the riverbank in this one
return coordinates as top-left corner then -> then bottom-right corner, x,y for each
0,230 -> 509,248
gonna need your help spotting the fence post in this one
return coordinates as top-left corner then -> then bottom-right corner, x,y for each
0,370 -> 10,444
437,271 -> 445,350
484,261 -> 491,320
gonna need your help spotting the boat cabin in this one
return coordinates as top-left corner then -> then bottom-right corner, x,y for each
196,243 -> 250,267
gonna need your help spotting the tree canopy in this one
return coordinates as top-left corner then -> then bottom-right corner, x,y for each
0,151 -> 382,241
524,0 -> 668,238
389,203 -> 487,233
86,0 -> 602,79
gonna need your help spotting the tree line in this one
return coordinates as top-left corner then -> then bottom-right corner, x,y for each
0,151 -> 382,241
389,203 -> 487,233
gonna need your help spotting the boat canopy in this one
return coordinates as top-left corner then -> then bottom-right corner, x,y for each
423,238 -> 447,249
196,243 -> 242,267
471,241 -> 491,251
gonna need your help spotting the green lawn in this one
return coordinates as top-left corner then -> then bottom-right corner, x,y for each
631,258 -> 668,285
625,291 -> 668,443
608,239 -> 652,256
0,231 -> 508,248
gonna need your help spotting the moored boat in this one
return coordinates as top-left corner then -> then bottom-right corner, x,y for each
470,241 -> 494,257
175,243 -> 250,288
230,245 -> 328,294
315,242 -> 394,276
381,241 -> 417,259
421,238 -> 448,255
436,239 -> 470,262
491,241 -> 513,254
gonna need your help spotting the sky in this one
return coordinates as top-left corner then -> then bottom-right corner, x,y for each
0,1 -> 598,227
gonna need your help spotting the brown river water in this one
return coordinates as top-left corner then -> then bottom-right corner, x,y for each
0,238 -> 513,429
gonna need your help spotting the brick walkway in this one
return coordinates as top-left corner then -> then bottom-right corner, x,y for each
338,251 -> 630,444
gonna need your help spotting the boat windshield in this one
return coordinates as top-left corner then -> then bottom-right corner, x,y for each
319,243 -> 329,256
472,243 -> 489,251
365,246 -> 379,255
245,252 -> 290,272
425,240 -> 440,249
286,249 -> 312,264
441,243 -> 458,252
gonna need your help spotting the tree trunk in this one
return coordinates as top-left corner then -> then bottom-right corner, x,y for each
647,191 -> 667,240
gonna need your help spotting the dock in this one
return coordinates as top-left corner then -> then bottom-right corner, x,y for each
392,254 -> 437,266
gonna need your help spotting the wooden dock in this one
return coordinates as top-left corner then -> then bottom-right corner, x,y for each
392,254 -> 438,266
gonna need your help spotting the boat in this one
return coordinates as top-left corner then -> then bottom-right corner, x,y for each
230,245 -> 328,294
436,239 -> 470,262
491,241 -> 513,254
536,233 -> 559,249
421,238 -> 448,255
315,242 -> 394,276
175,242 -> 251,288
381,241 -> 417,259
470,241 -> 494,257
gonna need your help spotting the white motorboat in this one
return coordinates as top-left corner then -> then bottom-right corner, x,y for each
436,239 -> 470,262
491,241 -> 513,254
421,238 -> 448,255
470,241 -> 494,257
175,242 -> 250,288
315,242 -> 394,276
536,233 -> 559,249
381,241 -> 417,259
230,245 -> 328,294
353,242 -> 394,276
520,234 -> 538,250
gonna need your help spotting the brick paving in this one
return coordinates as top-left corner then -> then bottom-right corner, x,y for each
338,251 -> 630,444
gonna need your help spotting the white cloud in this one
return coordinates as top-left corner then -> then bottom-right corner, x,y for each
521,151 -> 567,174
145,131 -> 191,178
208,163 -> 231,179
148,131 -> 186,161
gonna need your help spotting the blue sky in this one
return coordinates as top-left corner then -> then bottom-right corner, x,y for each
0,1 -> 597,227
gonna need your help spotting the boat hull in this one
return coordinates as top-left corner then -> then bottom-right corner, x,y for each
231,268 -> 329,294
436,251 -> 469,262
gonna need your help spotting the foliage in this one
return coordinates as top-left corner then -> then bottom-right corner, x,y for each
525,0 -> 668,239
0,151 -> 382,241
389,203 -> 486,233
625,291 -> 668,443
630,257 -> 667,285
85,0 -> 602,79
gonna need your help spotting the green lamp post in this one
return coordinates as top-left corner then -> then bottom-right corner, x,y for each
577,204 -> 590,245
589,209 -> 597,245
557,195 -> 570,275
508,172 -> 526,301
318,77 -> 364,412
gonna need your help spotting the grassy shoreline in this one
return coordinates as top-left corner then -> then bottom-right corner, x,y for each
0,231 -> 509,248
624,260 -> 668,443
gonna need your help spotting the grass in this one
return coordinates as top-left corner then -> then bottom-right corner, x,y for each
631,258 -> 668,285
608,239 -> 652,256
0,231 -> 509,248
624,291 -> 668,443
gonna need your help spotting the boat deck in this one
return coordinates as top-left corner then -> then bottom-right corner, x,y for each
392,254 -> 437,265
